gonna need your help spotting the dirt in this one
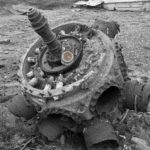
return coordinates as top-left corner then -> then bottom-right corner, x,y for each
0,5 -> 150,150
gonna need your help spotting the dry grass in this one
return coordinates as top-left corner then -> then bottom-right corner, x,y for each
0,0 -> 78,9
0,106 -> 37,150
27,0 -> 78,9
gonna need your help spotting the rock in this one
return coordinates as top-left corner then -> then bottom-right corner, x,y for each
4,51 -> 9,54
0,64 -> 5,69
0,39 -> 11,44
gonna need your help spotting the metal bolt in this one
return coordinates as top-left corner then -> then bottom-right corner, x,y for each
43,84 -> 51,94
53,96 -> 59,101
90,106 -> 95,112
29,77 -> 38,86
26,71 -> 34,78
58,74 -> 64,82
35,48 -> 40,54
60,30 -> 66,35
47,76 -> 55,87
27,57 -> 36,63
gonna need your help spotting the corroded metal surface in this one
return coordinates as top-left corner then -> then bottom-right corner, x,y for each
18,24 -> 125,122
92,19 -> 120,39
123,79 -> 150,112
9,8 -> 132,149
83,120 -> 118,149
27,8 -> 62,63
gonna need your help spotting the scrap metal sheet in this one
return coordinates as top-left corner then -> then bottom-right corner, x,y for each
74,0 -> 103,7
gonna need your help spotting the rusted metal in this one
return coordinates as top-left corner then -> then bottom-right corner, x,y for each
83,120 -> 119,149
38,115 -> 80,141
27,8 -> 62,64
38,118 -> 64,141
141,80 -> 150,111
123,79 -> 150,112
9,8 -> 150,149
92,19 -> 120,38
16,17 -> 124,147
123,80 -> 143,111
39,35 -> 83,74
9,8 -> 126,147
17,23 -> 124,120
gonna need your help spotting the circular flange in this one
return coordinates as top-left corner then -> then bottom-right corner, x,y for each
61,51 -> 74,65
39,35 -> 83,74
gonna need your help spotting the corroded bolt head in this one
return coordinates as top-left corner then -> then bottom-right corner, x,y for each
80,81 -> 89,89
47,76 -> 55,85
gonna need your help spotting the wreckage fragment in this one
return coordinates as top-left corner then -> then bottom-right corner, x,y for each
83,120 -> 119,149
8,94 -> 37,120
123,79 -> 150,112
8,8 -> 126,149
27,8 -> 62,63
8,7 -> 150,149
27,8 -> 83,74
92,19 -> 120,39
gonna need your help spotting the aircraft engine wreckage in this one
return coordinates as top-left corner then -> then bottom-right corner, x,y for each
8,8 -> 150,150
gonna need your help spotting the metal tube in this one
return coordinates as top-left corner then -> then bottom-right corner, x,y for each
83,120 -> 119,150
27,8 -> 62,63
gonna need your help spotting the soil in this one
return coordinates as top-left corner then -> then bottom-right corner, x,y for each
0,4 -> 150,150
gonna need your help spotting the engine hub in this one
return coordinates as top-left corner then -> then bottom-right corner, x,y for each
39,35 -> 83,74
10,8 -> 131,149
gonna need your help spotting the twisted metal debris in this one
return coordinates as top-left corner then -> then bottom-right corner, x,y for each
8,8 -> 150,150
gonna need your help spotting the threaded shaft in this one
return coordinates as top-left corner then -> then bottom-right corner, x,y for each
27,8 -> 62,63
